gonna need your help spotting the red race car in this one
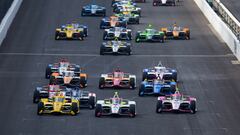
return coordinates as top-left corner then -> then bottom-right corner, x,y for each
99,69 -> 136,89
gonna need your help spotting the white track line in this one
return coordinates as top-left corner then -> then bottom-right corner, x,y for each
0,52 -> 235,58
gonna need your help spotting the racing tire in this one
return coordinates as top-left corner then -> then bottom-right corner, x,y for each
135,33 -> 140,43
127,32 -> 132,40
138,84 -> 145,97
80,76 -> 87,88
172,73 -> 177,82
37,102 -> 44,115
74,66 -> 80,72
126,46 -> 132,55
130,78 -> 136,89
103,31 -> 107,40
49,76 -> 55,85
33,90 -> 40,103
129,104 -> 136,118
190,101 -> 196,114
95,104 -> 102,117
81,11 -> 85,16
71,102 -> 79,116
55,31 -> 60,40
88,96 -> 96,109
45,66 -> 51,79
79,32 -> 84,40
156,100 -> 163,113
142,72 -> 148,81
99,77 -> 105,89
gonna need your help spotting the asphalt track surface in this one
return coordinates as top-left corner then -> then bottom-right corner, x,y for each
220,0 -> 240,21
0,0 -> 240,135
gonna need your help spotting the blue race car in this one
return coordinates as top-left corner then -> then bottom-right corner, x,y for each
138,79 -> 177,96
81,4 -> 106,16
100,16 -> 127,29
142,62 -> 177,82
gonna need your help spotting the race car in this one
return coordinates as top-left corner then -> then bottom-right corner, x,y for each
33,85 -> 96,109
133,0 -> 146,2
156,91 -> 196,113
55,23 -> 88,40
99,69 -> 136,89
135,25 -> 165,43
33,85 -> 65,103
103,27 -> 132,40
49,70 -> 87,88
115,12 -> 140,24
100,40 -> 132,55
45,59 -> 80,79
95,92 -> 136,117
100,16 -> 127,29
161,24 -> 190,40
139,78 -> 177,96
81,4 -> 106,16
112,0 -> 137,9
37,94 -> 79,115
113,4 -> 141,16
153,0 -> 176,6
142,62 -> 177,81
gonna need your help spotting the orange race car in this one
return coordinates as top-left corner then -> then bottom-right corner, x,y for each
161,23 -> 190,40
100,16 -> 127,29
50,70 -> 87,88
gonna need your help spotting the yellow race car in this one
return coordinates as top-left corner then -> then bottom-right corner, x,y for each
55,23 -> 88,40
37,94 -> 79,115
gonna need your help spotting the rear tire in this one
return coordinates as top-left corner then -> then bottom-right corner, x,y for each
95,104 -> 102,117
142,72 -> 148,81
156,100 -> 163,113
45,66 -> 51,79
99,77 -> 105,89
190,101 -> 196,114
80,76 -> 87,88
130,78 -> 135,89
138,84 -> 145,96
129,104 -> 136,118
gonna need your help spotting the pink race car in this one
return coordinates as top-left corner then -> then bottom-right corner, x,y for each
156,91 -> 196,114
99,69 -> 136,89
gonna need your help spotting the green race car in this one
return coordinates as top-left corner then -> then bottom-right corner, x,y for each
135,25 -> 165,43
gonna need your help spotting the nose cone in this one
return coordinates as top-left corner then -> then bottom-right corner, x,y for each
53,102 -> 62,112
113,79 -> 121,86
64,77 -> 72,84
66,30 -> 73,38
173,31 -> 179,37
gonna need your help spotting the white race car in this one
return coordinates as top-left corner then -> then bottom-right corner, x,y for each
95,92 -> 136,117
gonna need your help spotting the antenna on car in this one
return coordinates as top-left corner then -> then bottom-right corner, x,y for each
157,61 -> 163,67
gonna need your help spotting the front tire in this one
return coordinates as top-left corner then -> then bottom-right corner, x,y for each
88,96 -> 96,109
33,90 -> 40,103
37,102 -> 44,115
71,102 -> 79,115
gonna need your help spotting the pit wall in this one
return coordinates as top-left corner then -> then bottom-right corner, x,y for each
0,0 -> 23,46
194,0 -> 240,60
